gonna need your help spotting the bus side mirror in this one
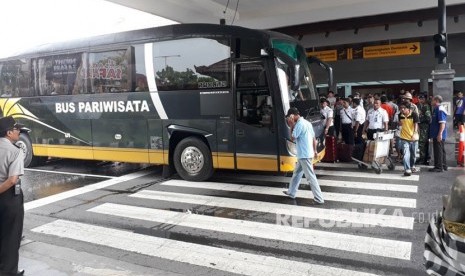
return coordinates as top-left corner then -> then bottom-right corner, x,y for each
260,48 -> 270,56
290,64 -> 300,91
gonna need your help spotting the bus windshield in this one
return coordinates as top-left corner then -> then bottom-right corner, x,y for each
272,40 -> 317,116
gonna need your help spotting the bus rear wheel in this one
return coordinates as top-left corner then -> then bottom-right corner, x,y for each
173,137 -> 213,181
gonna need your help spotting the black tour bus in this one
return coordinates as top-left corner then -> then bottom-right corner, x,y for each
0,23 -> 331,181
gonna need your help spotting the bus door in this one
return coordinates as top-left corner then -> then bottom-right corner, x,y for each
234,61 -> 278,171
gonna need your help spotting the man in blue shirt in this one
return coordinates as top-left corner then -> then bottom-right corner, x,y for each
429,95 -> 448,172
454,91 -> 464,128
283,108 -> 324,204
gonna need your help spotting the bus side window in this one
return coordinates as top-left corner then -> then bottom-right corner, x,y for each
0,60 -> 32,97
87,49 -> 131,94
134,44 -> 149,92
34,54 -> 84,95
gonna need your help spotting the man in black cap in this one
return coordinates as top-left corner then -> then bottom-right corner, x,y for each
417,93 -> 432,165
283,108 -> 324,204
0,116 -> 25,276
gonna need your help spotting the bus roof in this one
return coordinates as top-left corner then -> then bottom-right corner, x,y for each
2,23 -> 296,60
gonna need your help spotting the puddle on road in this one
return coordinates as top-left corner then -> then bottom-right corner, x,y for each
21,160 -> 153,203
22,174 -> 106,203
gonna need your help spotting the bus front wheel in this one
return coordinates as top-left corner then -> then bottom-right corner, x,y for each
16,134 -> 45,167
173,137 -> 213,181
16,134 -> 34,167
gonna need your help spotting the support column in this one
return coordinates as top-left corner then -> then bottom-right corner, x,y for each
420,78 -> 429,94
344,85 -> 352,97
432,63 -> 455,145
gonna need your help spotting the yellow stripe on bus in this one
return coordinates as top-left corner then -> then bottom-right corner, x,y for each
235,153 -> 277,171
33,144 -> 166,164
33,144 -> 94,160
148,149 -> 166,164
32,144 -> 324,173
92,147 -> 151,163
215,152 -> 235,169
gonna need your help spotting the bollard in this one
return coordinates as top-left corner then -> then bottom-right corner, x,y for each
458,125 -> 465,166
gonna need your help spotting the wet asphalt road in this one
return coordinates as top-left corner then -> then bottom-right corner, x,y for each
19,158 -> 465,276
22,159 -> 149,203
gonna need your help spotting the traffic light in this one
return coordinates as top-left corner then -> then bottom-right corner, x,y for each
433,33 -> 447,62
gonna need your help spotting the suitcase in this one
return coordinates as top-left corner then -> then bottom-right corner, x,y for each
337,143 -> 354,162
363,140 -> 386,163
363,141 -> 375,163
322,135 -> 337,162
352,142 -> 365,161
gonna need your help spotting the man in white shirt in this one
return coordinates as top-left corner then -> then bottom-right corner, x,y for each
362,98 -> 389,140
320,98 -> 334,136
327,91 -> 336,109
339,98 -> 354,145
353,92 -> 364,109
352,98 -> 366,144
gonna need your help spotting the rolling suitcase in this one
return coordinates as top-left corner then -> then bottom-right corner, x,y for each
337,143 -> 354,162
322,135 -> 337,162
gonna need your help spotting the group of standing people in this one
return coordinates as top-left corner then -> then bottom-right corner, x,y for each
275,88 -> 451,206
318,90 -> 450,176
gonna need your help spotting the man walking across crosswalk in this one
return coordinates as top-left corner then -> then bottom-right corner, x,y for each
283,108 -> 324,204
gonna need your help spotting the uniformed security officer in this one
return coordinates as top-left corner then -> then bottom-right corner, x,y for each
0,116 -> 25,276
417,94 -> 432,165
339,98 -> 354,145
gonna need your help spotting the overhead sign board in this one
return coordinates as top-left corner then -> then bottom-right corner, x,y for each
306,42 -> 421,62
363,42 -> 420,59
307,50 -> 337,62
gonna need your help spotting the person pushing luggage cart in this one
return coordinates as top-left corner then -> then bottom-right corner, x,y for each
352,98 -> 394,174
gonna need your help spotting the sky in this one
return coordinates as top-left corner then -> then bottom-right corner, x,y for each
0,0 -> 177,58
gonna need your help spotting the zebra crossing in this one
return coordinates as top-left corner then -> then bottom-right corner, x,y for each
29,163 -> 421,276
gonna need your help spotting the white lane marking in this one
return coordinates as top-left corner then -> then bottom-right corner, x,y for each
130,190 -> 414,230
90,203 -> 412,260
24,171 -> 152,211
25,168 -> 116,179
32,219 -> 380,276
314,169 -> 419,181
161,180 -> 416,208
145,43 -> 168,120
316,162 -> 401,170
220,173 -> 418,193
321,179 -> 417,193
317,161 -> 464,171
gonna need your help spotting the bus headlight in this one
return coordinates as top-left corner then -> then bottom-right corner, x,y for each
286,140 -> 297,156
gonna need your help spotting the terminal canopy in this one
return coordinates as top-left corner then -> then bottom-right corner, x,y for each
107,0 -> 465,29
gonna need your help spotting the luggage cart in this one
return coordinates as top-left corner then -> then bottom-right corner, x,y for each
352,130 -> 396,174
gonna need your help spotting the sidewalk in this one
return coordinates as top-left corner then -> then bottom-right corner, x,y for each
19,239 -> 184,276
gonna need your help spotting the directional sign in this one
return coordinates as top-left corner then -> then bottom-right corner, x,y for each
363,42 -> 420,59
307,50 -> 337,62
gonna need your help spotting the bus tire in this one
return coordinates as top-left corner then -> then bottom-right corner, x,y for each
16,134 -> 34,167
173,137 -> 213,181
16,134 -> 45,167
